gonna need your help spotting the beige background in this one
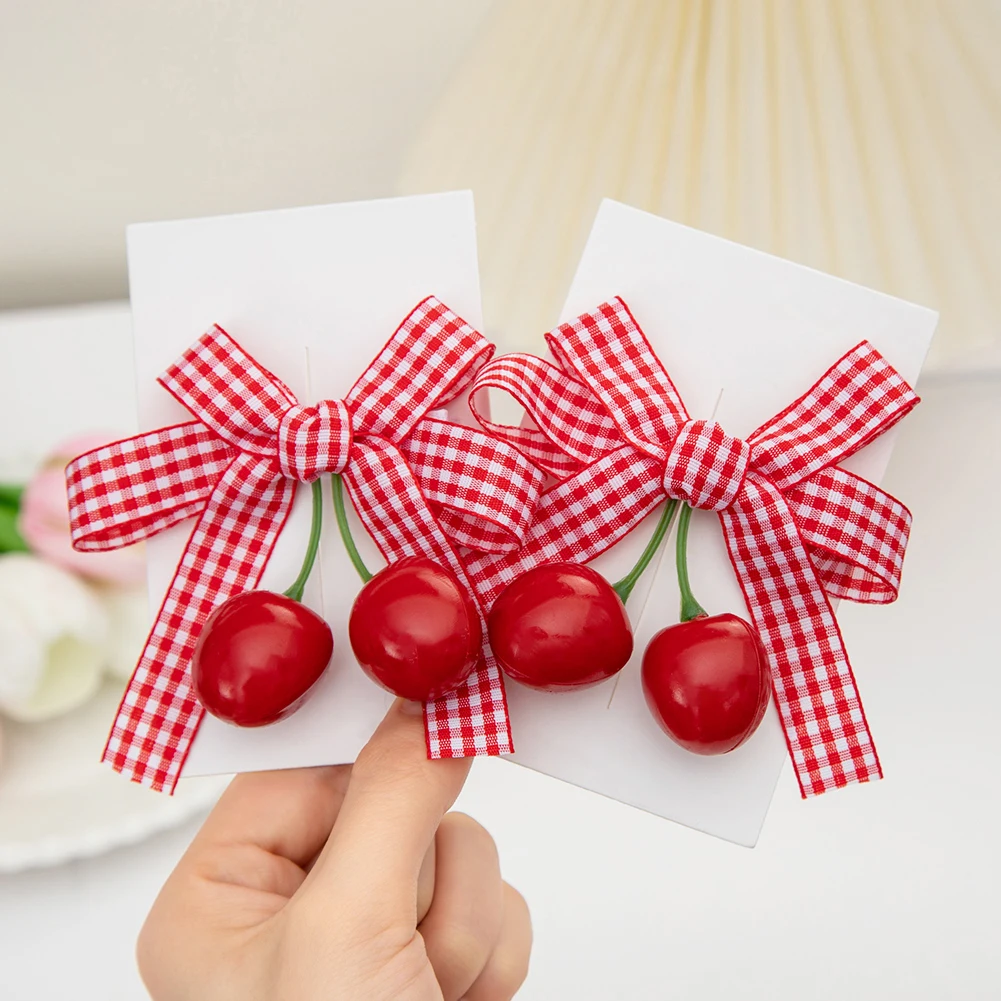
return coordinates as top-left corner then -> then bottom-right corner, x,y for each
401,0 -> 1001,368
2,1 -> 998,372
0,0 -> 495,308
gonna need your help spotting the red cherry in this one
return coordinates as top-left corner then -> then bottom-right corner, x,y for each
349,556 -> 482,701
641,613 -> 770,754
488,563 -> 633,691
192,591 -> 333,727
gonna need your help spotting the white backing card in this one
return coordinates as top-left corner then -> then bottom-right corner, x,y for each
128,192 -> 484,778
499,200 -> 937,846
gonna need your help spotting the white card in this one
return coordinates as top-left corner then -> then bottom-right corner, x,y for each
127,192 -> 484,777
498,200 -> 938,846
129,194 -> 937,848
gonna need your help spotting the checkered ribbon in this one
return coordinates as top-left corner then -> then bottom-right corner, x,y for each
467,298 -> 919,797
67,297 -> 543,792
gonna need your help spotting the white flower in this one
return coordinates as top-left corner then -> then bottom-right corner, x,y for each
98,585 -> 149,682
0,553 -> 108,722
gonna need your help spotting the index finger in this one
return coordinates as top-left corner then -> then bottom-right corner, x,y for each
302,698 -> 471,920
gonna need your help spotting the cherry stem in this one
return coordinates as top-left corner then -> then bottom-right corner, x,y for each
331,473 -> 373,583
612,499 -> 679,604
675,503 -> 707,622
282,479 -> 324,603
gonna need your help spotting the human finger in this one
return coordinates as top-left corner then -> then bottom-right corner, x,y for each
463,883 -> 533,1001
304,698 -> 471,918
416,838 -> 436,924
418,812 -> 504,1001
192,764 -> 351,868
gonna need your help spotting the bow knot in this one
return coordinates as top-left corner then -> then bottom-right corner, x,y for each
661,419 -> 751,511
278,399 -> 353,481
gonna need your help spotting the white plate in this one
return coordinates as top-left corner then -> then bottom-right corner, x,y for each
0,681 -> 228,872
0,303 -> 227,872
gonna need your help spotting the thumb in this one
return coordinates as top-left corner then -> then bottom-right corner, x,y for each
302,698 -> 471,922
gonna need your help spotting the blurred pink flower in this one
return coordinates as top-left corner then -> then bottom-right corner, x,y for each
18,434 -> 146,587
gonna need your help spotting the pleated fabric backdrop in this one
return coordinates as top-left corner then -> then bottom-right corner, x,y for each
400,0 -> 1000,368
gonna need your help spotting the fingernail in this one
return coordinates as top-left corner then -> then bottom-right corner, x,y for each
399,699 -> 425,716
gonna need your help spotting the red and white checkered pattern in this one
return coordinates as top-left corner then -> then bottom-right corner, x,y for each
343,439 -> 512,757
662,420 -> 752,511
466,447 -> 665,605
471,352 -> 620,475
546,300 -> 688,456
67,297 -> 541,792
720,474 -> 882,794
786,467 -> 911,604
467,298 -> 919,798
399,418 -> 546,553
66,423 -> 237,550
278,399 -> 353,480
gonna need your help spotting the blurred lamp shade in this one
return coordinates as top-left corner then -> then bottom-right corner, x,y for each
401,0 -> 1000,370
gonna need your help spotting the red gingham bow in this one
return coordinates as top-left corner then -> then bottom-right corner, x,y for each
67,298 -> 544,792
466,298 -> 919,798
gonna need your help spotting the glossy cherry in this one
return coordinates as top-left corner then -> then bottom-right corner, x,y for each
642,613 -> 770,753
192,590 -> 333,727
349,556 -> 482,701
642,503 -> 771,753
488,563 -> 634,691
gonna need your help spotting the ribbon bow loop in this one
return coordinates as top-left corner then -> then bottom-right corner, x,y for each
544,300 -> 689,457
159,325 -> 297,455
746,341 -> 919,492
160,326 -> 357,483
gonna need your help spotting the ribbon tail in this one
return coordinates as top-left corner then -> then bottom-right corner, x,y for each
102,454 -> 295,793
343,439 -> 514,757
719,473 -> 883,797
426,647 -> 510,757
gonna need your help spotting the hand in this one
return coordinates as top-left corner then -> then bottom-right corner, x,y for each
138,699 -> 531,1000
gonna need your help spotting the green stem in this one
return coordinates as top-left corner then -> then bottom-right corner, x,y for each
282,479 -> 324,602
331,473 -> 372,584
612,499 -> 680,604
675,503 -> 707,621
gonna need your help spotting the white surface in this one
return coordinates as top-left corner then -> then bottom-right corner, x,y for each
503,201 -> 938,846
0,300 -> 137,457
0,303 -> 998,999
0,304 -> 226,875
127,192 -> 485,776
0,682 -> 226,873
